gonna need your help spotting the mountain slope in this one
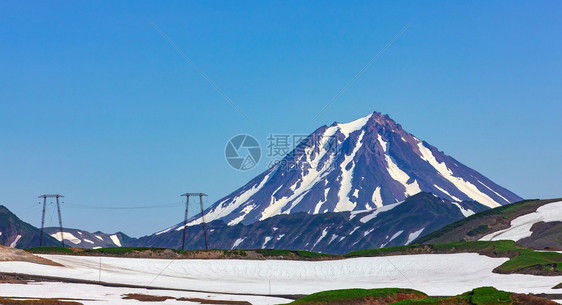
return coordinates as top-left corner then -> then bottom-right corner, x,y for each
131,193 -> 489,254
415,198 -> 562,250
0,205 -> 61,248
181,112 -> 520,228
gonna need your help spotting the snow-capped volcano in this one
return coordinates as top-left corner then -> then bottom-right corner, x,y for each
186,112 -> 521,227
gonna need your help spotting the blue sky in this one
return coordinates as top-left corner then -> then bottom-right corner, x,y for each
1,1 -> 560,237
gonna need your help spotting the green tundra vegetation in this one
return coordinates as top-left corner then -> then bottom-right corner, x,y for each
290,287 -> 521,305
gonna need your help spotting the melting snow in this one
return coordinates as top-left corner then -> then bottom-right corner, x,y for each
452,202 -> 475,217
480,200 -> 562,242
477,180 -> 510,203
262,237 -> 272,248
154,226 -> 174,236
417,142 -> 500,208
336,114 -> 372,137
359,201 -> 402,223
232,238 -> 246,249
349,226 -> 361,235
9,235 -> 21,248
260,131 -> 338,220
228,204 -> 256,226
371,186 -> 383,208
109,234 -> 121,247
51,232 -> 82,245
406,228 -> 425,245
433,184 -> 461,202
335,131 -> 365,211
0,281 -> 288,305
3,253 -> 555,296
381,230 -> 403,248
187,172 -> 272,228
314,188 -> 331,214
379,135 -> 421,197
312,228 -> 329,250
363,228 -> 375,237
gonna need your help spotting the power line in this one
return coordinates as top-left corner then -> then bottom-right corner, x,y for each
65,202 -> 181,210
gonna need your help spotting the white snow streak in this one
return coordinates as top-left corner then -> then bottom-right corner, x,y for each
51,232 -> 82,245
335,131 -> 365,211
185,172 -> 272,228
228,205 -> 256,226
232,238 -> 246,249
379,135 -> 421,197
371,186 -> 383,208
452,202 -> 475,217
477,180 -> 510,203
406,228 -> 425,245
433,184 -> 462,202
109,234 -> 121,247
417,142 -> 500,208
381,230 -> 403,248
9,235 -> 21,248
359,201 -> 402,223
337,114 -> 372,137
312,228 -> 329,250
262,237 -> 272,248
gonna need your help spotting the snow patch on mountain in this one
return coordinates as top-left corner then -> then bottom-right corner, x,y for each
452,202 -> 475,217
336,131 -> 365,212
371,186 -> 383,208
480,200 -> 562,242
51,232 -> 82,245
9,235 -> 21,248
417,142 -> 500,208
406,228 -> 425,245
110,234 -> 122,247
359,201 -> 402,223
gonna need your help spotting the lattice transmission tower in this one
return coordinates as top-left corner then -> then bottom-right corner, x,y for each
180,193 -> 209,250
38,194 -> 65,247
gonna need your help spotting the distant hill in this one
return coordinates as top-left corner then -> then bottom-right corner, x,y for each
0,205 -> 132,249
0,205 -> 60,248
131,192 -> 489,254
415,198 -> 562,250
43,227 -> 132,249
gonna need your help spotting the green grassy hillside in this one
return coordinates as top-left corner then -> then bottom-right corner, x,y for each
289,287 -> 555,305
414,198 -> 562,250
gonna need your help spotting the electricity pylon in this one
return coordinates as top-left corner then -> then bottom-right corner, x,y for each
38,194 -> 65,247
180,193 -> 208,250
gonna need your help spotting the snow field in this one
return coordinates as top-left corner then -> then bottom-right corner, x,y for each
0,253 -> 560,297
0,281 -> 290,305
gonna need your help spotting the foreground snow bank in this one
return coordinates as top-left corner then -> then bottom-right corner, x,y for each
0,281 -> 289,305
0,253 -> 560,297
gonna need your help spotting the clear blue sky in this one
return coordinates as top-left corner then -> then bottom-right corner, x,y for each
1,1 -> 560,237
